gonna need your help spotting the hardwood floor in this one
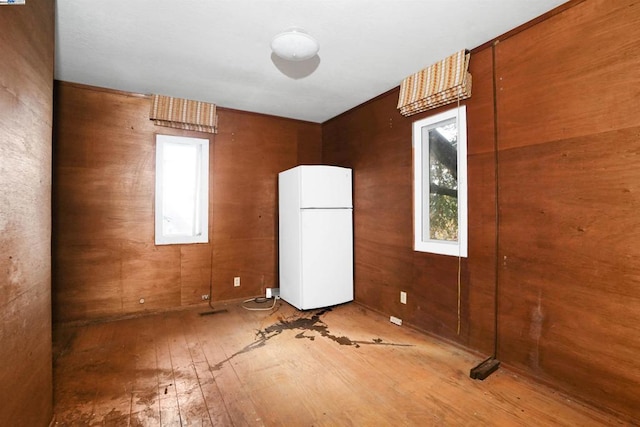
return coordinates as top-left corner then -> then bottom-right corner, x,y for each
53,300 -> 623,426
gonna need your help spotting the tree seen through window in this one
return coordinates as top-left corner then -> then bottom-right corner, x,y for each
426,119 -> 458,241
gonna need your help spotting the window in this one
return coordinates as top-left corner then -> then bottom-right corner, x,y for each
413,105 -> 467,257
155,134 -> 209,245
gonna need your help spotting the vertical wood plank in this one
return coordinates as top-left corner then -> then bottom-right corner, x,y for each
181,314 -> 234,426
121,242 -> 181,313
0,0 -> 55,424
181,244 -> 213,305
130,317 -> 161,425
153,315 -> 184,426
162,313 -> 213,426
190,306 -> 265,426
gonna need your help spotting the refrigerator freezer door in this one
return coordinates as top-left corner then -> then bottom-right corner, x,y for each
299,166 -> 352,209
299,208 -> 354,309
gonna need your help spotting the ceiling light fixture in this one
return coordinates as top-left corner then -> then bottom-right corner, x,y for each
271,27 -> 319,62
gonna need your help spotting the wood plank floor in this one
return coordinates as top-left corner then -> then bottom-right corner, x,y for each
53,300 -> 625,426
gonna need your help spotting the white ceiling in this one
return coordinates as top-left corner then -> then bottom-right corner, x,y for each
55,0 -> 569,123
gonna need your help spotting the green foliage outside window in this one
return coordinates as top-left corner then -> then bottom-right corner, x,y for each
428,122 -> 458,241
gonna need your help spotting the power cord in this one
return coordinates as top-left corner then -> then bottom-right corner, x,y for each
241,296 -> 280,311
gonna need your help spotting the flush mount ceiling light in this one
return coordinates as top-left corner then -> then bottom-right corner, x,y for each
271,27 -> 319,61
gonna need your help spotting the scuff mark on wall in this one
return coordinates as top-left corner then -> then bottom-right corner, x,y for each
528,290 -> 545,370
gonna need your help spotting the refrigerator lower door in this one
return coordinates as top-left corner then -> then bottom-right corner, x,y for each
299,208 -> 353,309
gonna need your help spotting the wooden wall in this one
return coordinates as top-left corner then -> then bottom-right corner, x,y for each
494,0 -> 640,419
322,47 -> 497,356
0,0 -> 55,425
53,83 -> 321,323
323,0 -> 640,420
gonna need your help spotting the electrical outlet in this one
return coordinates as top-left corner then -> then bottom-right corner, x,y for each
234,277 -> 240,287
201,294 -> 210,301
390,316 -> 402,326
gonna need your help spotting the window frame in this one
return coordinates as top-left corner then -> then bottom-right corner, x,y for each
155,134 -> 209,245
412,105 -> 468,257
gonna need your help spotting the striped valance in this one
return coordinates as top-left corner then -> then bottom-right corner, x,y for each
397,50 -> 472,117
150,94 -> 218,134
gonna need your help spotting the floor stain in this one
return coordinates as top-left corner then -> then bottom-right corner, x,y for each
211,308 -> 411,371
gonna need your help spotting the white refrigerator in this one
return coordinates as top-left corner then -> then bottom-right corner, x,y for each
278,165 -> 354,310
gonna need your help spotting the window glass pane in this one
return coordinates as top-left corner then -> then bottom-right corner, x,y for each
161,141 -> 201,236
424,117 -> 458,242
155,134 -> 208,245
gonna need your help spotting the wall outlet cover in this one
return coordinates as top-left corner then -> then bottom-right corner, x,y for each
390,316 -> 402,326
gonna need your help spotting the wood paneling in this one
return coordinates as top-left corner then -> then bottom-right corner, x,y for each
180,244 -> 212,305
495,1 -> 640,151
462,48 -> 499,352
53,302 -> 627,425
323,89 -> 415,324
211,109 -> 321,299
493,0 -> 640,419
322,50 -> 497,355
0,0 -> 54,425
53,84 -> 322,323
323,0 -> 640,420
